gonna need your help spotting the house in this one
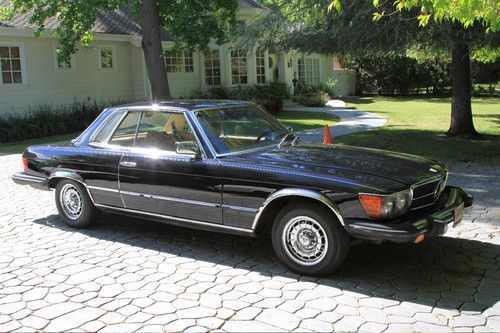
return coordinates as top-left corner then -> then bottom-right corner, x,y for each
0,1 -> 356,115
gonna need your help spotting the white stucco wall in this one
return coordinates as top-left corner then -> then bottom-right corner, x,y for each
332,69 -> 357,96
0,34 -> 144,115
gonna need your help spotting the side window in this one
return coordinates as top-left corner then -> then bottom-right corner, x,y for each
90,112 -> 123,144
1,45 -> 23,84
99,47 -> 114,69
134,111 -> 196,151
109,112 -> 141,146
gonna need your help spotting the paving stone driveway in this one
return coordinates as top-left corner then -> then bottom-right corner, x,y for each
1,153 -> 499,332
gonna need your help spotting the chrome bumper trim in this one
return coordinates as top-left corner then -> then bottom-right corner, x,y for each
12,173 -> 46,183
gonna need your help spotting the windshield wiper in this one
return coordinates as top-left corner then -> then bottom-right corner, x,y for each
277,132 -> 295,149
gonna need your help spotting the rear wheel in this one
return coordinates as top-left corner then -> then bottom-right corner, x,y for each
55,179 -> 99,228
271,202 -> 350,276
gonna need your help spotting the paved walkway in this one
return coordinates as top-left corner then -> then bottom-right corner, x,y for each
287,100 -> 387,143
1,154 -> 499,332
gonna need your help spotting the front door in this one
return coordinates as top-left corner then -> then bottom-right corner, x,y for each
113,110 -> 223,224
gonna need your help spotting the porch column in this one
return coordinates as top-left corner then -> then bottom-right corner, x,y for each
278,52 -> 295,93
278,52 -> 287,83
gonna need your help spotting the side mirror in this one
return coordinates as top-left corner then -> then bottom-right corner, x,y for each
175,141 -> 201,158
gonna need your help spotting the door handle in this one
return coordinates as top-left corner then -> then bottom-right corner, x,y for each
120,161 -> 137,167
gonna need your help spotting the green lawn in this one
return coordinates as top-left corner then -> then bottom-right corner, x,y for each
277,110 -> 339,132
0,132 -> 80,154
336,97 -> 500,165
0,110 -> 339,154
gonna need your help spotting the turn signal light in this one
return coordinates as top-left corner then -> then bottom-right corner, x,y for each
414,234 -> 425,244
22,157 -> 28,172
358,194 -> 383,218
359,190 -> 412,219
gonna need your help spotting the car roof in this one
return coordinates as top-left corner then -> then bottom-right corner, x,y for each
113,100 -> 254,112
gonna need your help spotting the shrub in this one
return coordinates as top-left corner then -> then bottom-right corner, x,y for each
253,80 -> 291,103
0,99 -> 125,143
344,55 -> 451,96
295,78 -> 337,98
231,85 -> 258,101
258,81 -> 292,114
190,81 -> 292,114
292,92 -> 330,107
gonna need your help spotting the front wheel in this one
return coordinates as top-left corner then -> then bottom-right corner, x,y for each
55,179 -> 100,228
271,203 -> 350,276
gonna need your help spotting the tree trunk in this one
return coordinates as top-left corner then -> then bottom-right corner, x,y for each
447,42 -> 478,137
140,0 -> 171,101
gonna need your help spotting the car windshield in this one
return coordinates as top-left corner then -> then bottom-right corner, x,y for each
195,106 -> 291,155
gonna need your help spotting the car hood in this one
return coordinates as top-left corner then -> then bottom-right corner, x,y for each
233,144 -> 447,194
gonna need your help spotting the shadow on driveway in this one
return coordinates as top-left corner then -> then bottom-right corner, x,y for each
34,211 -> 500,312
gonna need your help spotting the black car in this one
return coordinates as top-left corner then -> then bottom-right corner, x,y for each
12,101 -> 473,275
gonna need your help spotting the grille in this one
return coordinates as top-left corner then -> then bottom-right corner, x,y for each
411,178 -> 444,210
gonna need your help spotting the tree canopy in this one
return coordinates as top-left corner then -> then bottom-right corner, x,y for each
0,0 -> 239,61
372,0 -> 500,32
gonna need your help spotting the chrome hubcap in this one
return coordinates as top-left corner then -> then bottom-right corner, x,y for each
282,216 -> 328,266
60,184 -> 82,220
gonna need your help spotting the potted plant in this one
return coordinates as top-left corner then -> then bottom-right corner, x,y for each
258,81 -> 291,114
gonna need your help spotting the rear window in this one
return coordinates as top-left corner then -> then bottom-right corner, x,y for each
90,112 -> 123,144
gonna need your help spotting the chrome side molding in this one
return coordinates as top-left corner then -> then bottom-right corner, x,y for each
88,185 -> 258,213
94,203 -> 255,235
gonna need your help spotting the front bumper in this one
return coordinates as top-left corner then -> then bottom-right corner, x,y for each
12,172 -> 50,190
344,186 -> 473,243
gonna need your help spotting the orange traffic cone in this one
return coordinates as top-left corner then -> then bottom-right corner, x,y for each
323,124 -> 332,145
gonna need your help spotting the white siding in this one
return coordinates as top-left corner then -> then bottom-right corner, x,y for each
288,52 -> 356,96
160,42 -> 202,98
0,34 -> 356,115
130,46 -> 148,101
0,36 -> 143,115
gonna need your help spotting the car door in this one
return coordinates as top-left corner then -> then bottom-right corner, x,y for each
115,110 -> 223,224
77,110 -> 126,208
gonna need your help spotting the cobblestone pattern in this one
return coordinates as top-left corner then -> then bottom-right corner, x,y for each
1,154 -> 499,332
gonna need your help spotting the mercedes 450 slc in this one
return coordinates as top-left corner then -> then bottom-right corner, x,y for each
13,101 -> 473,275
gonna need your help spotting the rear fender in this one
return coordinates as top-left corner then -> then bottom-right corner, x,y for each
47,170 -> 86,188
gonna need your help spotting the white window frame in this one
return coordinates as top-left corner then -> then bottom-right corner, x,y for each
298,57 -> 320,84
0,42 -> 27,87
230,49 -> 248,85
202,49 -> 222,86
53,44 -> 75,71
163,50 -> 195,73
97,46 -> 116,70
255,48 -> 266,84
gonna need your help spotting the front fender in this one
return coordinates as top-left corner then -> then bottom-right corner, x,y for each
252,188 -> 345,231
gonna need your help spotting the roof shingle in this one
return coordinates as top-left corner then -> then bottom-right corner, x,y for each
0,0 -> 262,40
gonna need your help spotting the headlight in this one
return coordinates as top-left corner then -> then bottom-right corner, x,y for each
359,189 -> 412,219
